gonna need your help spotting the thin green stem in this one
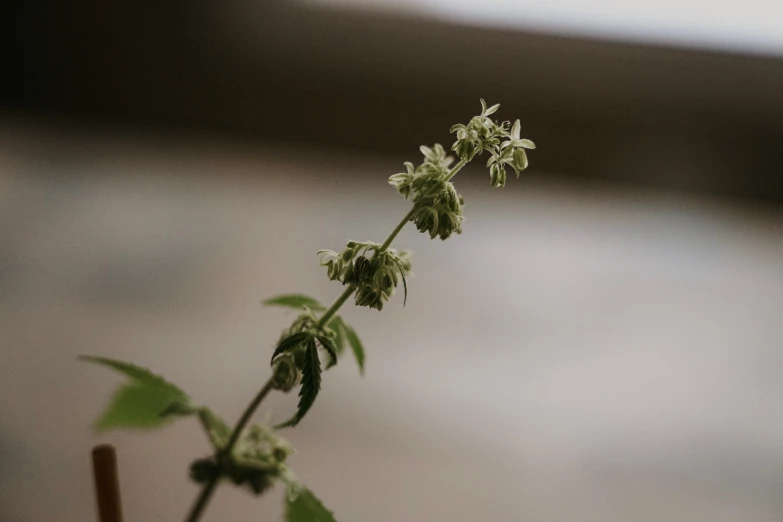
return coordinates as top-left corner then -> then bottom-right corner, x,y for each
379,208 -> 415,252
184,473 -> 220,522
445,157 -> 469,181
184,376 -> 275,522
316,285 -> 355,328
224,377 -> 276,451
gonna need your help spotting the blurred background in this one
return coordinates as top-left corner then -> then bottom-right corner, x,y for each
3,1 -> 783,521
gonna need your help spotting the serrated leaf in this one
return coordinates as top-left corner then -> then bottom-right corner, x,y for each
80,356 -> 191,432
271,332 -> 313,363
276,339 -> 321,429
264,294 -> 326,311
286,486 -> 337,522
316,335 -> 338,369
342,324 -> 365,375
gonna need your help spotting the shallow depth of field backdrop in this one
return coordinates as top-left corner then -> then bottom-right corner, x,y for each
3,1 -> 783,521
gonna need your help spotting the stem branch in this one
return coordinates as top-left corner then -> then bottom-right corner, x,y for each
380,208 -> 415,252
316,285 -> 355,328
184,377 -> 275,522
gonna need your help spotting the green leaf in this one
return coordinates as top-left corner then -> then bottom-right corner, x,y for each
198,408 -> 231,450
343,324 -> 365,375
264,294 -> 326,311
390,257 -> 408,306
93,384 -> 186,432
276,339 -> 321,429
80,356 -> 191,432
316,335 -> 338,369
286,486 -> 337,522
328,317 -> 346,356
80,356 -> 186,390
271,332 -> 313,363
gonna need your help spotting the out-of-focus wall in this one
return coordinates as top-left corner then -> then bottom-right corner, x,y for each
5,2 -> 783,521
1,121 -> 783,521
8,0 -> 783,202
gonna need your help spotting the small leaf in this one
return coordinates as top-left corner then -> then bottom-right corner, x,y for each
342,324 -> 365,375
94,384 -> 184,432
485,103 -> 500,116
328,317 -> 346,356
264,294 -> 326,311
316,335 -> 338,369
390,257 -> 408,306
80,356 -> 191,432
286,486 -> 337,522
80,356 -> 186,391
510,119 -> 521,140
518,138 -> 536,149
271,332 -> 313,363
198,408 -> 231,450
276,339 -> 321,429
160,401 -> 199,418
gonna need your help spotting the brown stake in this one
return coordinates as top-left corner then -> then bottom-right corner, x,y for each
91,444 -> 124,522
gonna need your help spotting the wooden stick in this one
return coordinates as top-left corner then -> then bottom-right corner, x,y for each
92,444 -> 124,522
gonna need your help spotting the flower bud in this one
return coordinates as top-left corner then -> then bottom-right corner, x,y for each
455,139 -> 478,162
353,255 -> 371,281
354,286 -> 384,311
512,147 -> 529,174
271,353 -> 298,392
437,211 -> 463,240
490,163 -> 506,188
190,458 -> 220,484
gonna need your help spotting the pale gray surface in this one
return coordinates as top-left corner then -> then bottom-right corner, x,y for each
2,121 -> 783,521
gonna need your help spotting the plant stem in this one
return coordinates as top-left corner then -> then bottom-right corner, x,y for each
380,208 -> 415,252
445,158 -> 468,181
184,376 -> 275,522
316,285 -> 355,328
184,473 -> 220,522
224,377 -> 276,451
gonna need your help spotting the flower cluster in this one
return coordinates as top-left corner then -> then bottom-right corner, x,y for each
190,424 -> 294,496
389,144 -> 465,240
318,241 -> 412,311
450,99 -> 536,188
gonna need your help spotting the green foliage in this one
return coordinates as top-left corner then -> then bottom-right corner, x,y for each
316,335 -> 338,368
342,323 -> 365,375
327,316 -> 365,374
80,356 -> 191,432
286,485 -> 337,522
264,294 -> 326,312
271,332 -> 313,363
276,338 -> 322,429
318,242 -> 412,311
328,316 -> 347,356
198,408 -> 231,450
